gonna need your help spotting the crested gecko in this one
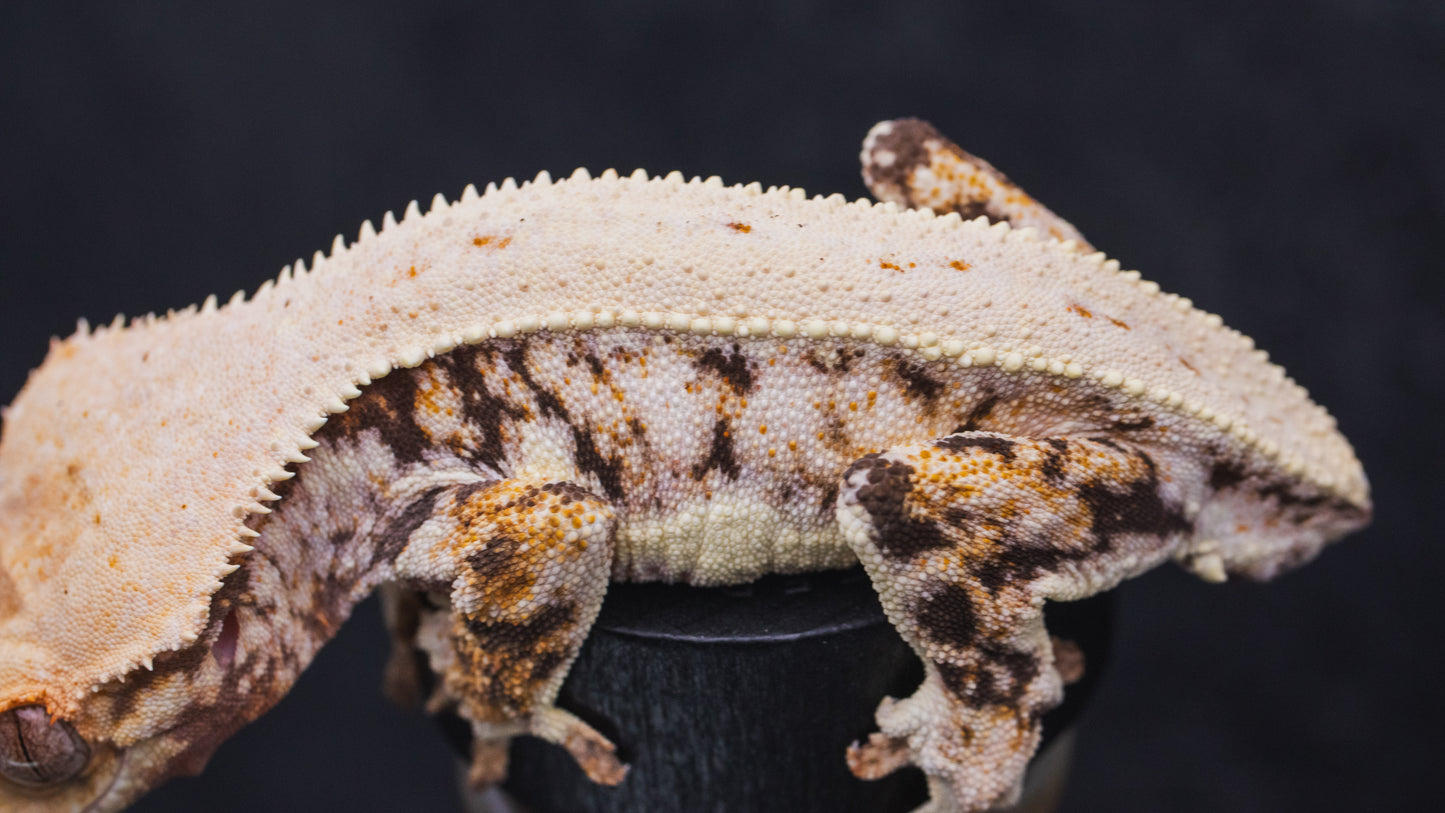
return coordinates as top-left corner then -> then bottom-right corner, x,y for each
0,119 -> 1370,812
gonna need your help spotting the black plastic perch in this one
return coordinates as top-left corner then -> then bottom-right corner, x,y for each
442,568 -> 1112,813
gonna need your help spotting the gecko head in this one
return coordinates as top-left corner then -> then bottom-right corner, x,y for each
0,323 -> 306,811
0,600 -> 277,813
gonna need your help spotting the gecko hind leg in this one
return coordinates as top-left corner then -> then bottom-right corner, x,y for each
837,431 -> 1195,812
391,477 -> 625,789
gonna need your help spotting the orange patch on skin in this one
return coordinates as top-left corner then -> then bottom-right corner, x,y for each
727,222 -> 752,233
472,236 -> 513,248
950,260 -> 971,271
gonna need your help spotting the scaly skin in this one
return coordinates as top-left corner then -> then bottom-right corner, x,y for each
0,120 -> 1368,812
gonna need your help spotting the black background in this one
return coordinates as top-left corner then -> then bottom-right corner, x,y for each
2,2 -> 1440,811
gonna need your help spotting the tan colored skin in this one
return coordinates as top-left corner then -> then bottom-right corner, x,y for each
0,121 -> 1368,812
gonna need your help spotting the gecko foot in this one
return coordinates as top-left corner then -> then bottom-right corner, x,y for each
846,731 -> 912,780
838,431 -> 1193,811
532,706 -> 629,785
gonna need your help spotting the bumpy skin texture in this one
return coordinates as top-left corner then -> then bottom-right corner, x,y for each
0,119 -> 1369,812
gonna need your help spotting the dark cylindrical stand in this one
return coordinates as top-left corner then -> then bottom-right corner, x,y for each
450,567 -> 1112,813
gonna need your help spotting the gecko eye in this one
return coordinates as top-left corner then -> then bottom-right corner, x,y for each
0,706 -> 90,788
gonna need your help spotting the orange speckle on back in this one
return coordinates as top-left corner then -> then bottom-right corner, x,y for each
880,261 -> 902,271
950,260 -> 971,271
728,222 -> 752,233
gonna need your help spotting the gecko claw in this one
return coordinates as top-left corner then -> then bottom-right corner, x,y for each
846,731 -> 912,780
529,706 -> 629,786
563,726 -> 629,786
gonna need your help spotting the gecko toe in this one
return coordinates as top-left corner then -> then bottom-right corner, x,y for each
846,732 -> 912,780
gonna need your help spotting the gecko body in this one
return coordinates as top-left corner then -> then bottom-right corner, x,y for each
0,120 -> 1369,812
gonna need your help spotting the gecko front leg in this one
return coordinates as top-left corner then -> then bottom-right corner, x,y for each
838,432 -> 1196,812
390,477 -> 625,789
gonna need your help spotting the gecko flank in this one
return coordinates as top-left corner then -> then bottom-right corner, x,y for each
0,119 -> 1369,812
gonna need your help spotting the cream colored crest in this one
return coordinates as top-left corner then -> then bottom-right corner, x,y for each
0,167 -> 1365,724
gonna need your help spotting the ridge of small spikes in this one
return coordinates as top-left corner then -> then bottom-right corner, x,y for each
115,170 -> 1339,498
85,169 -> 1267,399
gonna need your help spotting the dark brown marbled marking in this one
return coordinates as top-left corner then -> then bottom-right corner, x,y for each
934,433 -> 1017,462
692,418 -> 739,480
437,346 -> 525,471
894,359 -> 944,410
455,602 -> 579,720
935,644 -> 1041,707
1076,456 -> 1190,548
958,394 -> 1000,433
581,351 -> 605,379
1209,458 -> 1248,491
1112,416 -> 1155,432
571,424 -> 625,502
1040,438 -> 1069,484
373,486 -> 449,569
845,454 -> 948,558
916,582 -> 979,650
862,118 -> 935,203
968,442 -> 1188,594
330,369 -> 432,465
505,345 -> 569,423
697,344 -> 754,395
